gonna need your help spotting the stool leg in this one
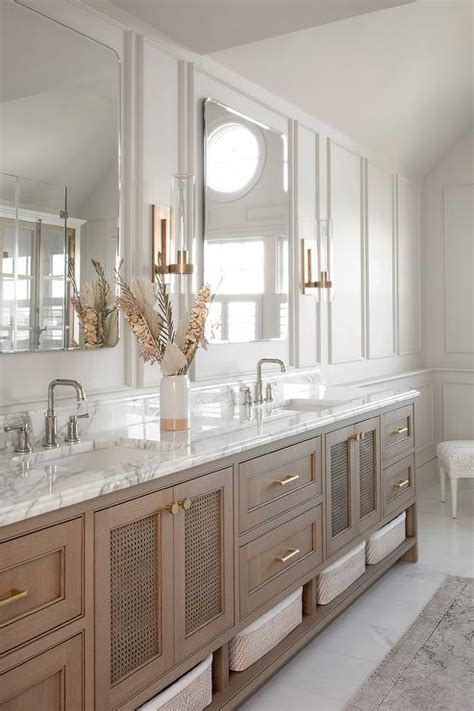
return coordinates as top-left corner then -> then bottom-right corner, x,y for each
450,476 -> 458,518
439,466 -> 446,502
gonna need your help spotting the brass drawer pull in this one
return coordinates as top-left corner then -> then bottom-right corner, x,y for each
178,498 -> 192,511
350,432 -> 366,442
273,474 -> 300,487
274,547 -> 300,564
393,479 -> 410,489
0,588 -> 29,608
167,502 -> 180,515
392,427 -> 408,435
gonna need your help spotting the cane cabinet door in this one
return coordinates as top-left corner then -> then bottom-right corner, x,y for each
0,635 -> 83,711
95,489 -> 175,710
355,417 -> 381,535
325,423 -> 357,557
174,467 -> 234,661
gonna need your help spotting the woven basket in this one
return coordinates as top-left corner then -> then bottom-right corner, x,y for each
366,511 -> 406,564
137,655 -> 212,711
317,541 -> 366,605
229,588 -> 302,672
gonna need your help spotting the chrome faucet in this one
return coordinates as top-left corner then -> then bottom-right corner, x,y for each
44,379 -> 86,448
254,358 -> 286,405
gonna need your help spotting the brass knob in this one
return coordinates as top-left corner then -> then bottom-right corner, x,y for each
179,498 -> 192,511
167,502 -> 180,515
350,432 -> 366,442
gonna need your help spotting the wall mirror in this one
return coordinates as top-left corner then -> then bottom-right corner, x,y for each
0,1 -> 120,353
203,99 -> 288,344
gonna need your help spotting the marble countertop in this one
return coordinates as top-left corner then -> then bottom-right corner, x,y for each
0,379 -> 418,527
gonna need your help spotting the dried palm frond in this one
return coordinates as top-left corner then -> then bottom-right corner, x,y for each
160,342 -> 188,376
115,270 -> 162,363
155,272 -> 175,353
181,284 -> 212,367
69,259 -> 118,349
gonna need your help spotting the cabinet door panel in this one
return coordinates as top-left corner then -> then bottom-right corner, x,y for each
356,417 -> 381,534
95,490 -> 175,710
0,635 -> 82,711
174,468 -> 234,661
325,424 -> 356,556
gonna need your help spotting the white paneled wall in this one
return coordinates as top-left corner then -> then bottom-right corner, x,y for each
327,141 -> 364,365
366,161 -> 395,359
1,0 -> 424,412
443,184 -> 474,354
397,176 -> 421,356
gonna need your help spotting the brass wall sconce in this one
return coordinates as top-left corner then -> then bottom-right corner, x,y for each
152,174 -> 195,281
301,219 -> 333,297
302,242 -> 333,292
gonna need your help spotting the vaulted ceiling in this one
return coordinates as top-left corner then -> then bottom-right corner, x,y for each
108,0 -> 414,53
209,0 -> 473,177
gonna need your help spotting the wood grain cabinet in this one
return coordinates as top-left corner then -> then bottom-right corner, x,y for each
326,417 -> 381,557
0,635 -> 83,711
94,467 -> 234,709
0,518 -> 83,655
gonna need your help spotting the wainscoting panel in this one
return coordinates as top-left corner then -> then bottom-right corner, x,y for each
442,381 -> 474,440
328,140 -> 364,365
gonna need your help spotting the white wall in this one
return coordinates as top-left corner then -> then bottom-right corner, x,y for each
0,0 -> 423,412
422,127 -> 474,445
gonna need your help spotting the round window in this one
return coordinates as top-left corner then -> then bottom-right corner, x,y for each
206,122 -> 261,195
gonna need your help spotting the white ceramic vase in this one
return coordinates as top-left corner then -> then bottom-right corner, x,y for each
160,374 -> 190,431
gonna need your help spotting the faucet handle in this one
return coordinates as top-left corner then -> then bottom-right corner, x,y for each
4,421 -> 32,453
65,412 -> 89,444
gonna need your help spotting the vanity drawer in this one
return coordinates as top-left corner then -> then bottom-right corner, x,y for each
238,437 -> 322,532
381,404 -> 414,463
383,454 -> 416,517
0,518 -> 83,655
239,504 -> 323,618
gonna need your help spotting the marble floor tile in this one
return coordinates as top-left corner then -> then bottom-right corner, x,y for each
239,480 -> 474,710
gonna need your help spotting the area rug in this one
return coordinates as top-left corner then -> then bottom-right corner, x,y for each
346,575 -> 473,710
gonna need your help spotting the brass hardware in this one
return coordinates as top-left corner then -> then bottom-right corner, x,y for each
273,474 -> 300,486
152,205 -> 194,281
302,240 -> 333,293
168,250 -> 194,275
152,204 -> 171,279
167,502 -> 180,515
393,479 -> 410,489
350,432 -> 366,442
179,498 -> 192,511
274,547 -> 300,564
392,427 -> 408,436
0,588 -> 29,608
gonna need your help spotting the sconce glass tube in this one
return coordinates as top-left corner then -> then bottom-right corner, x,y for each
169,174 -> 194,274
301,218 -> 333,300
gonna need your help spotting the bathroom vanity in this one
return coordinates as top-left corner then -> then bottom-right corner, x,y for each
0,381 -> 418,710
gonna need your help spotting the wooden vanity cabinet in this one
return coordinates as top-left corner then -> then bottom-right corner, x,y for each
0,634 -> 83,711
94,467 -> 234,709
325,417 -> 381,557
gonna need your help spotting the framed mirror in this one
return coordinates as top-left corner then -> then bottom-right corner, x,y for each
0,1 -> 120,353
203,99 -> 288,344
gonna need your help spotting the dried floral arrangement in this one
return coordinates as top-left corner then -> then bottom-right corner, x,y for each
115,271 -> 212,376
68,259 -> 118,349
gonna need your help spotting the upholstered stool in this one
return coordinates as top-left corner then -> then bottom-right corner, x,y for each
437,441 -> 474,518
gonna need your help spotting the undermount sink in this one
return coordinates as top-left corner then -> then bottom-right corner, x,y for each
282,397 -> 352,411
46,445 -> 158,472
13,441 -> 174,474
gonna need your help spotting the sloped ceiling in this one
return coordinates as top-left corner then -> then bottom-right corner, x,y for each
209,0 -> 473,177
108,0 -> 414,53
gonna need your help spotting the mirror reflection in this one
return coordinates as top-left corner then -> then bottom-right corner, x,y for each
0,2 -> 120,353
203,99 -> 288,344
